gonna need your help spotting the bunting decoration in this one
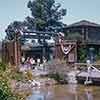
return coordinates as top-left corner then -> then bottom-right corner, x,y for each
58,33 -> 74,55
61,44 -> 72,55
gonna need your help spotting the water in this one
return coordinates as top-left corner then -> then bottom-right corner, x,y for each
27,84 -> 100,100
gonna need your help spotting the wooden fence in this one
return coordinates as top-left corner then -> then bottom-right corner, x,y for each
2,40 -> 21,65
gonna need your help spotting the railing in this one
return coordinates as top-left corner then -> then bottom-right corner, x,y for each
84,40 -> 100,44
75,63 -> 100,70
84,64 -> 100,85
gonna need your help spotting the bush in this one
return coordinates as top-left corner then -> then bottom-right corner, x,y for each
11,71 -> 23,81
0,62 -> 7,71
0,79 -> 19,100
78,47 -> 86,63
48,72 -> 65,83
0,63 -> 25,100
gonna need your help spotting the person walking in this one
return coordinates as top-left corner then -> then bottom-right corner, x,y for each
29,58 -> 35,69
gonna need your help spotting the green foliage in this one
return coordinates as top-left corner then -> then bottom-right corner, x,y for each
95,48 -> 100,61
5,0 -> 66,40
65,32 -> 82,41
0,62 -> 6,71
0,74 -> 19,100
78,47 -> 86,63
0,63 -> 26,100
0,80 -> 17,100
48,72 -> 64,82
11,71 -> 23,81
5,21 -> 22,40
27,0 -> 66,30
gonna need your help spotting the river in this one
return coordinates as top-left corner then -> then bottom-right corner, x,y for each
27,84 -> 100,100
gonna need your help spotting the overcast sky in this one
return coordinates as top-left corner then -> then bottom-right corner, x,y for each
0,0 -> 100,40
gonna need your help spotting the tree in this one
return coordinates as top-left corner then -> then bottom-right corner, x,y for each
5,0 -> 66,40
27,0 -> 66,31
5,21 -> 23,40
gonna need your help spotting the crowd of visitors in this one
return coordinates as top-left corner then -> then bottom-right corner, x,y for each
21,56 -> 36,69
21,56 -> 47,70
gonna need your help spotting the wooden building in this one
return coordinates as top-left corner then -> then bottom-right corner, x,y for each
3,20 -> 100,65
21,31 -> 56,63
21,31 -> 78,64
63,20 -> 100,63
64,20 -> 100,42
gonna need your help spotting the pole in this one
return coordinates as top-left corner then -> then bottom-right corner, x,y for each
14,35 -> 18,66
43,34 -> 46,59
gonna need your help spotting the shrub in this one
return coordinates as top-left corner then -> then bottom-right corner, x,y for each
11,71 -> 23,81
0,63 -> 25,100
0,78 -> 19,100
78,47 -> 86,63
0,62 -> 7,71
48,72 -> 65,83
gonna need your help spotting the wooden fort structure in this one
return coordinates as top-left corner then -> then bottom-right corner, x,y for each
2,20 -> 100,65
2,31 -> 56,65
21,31 -> 56,63
2,30 -> 77,65
21,31 -> 77,63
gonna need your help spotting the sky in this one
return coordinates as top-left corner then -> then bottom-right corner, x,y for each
0,0 -> 100,40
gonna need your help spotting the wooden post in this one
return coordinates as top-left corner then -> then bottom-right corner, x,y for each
86,27 -> 89,41
14,40 -> 18,66
75,44 -> 77,63
82,27 -> 85,41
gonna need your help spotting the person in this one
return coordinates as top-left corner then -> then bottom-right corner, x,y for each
43,56 -> 47,63
43,57 -> 47,71
86,59 -> 91,64
25,57 -> 30,63
21,56 -> 25,64
37,58 -> 40,65
25,57 -> 31,69
29,58 -> 35,69
36,58 -> 41,70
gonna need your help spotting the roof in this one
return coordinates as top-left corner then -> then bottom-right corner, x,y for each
21,43 -> 42,51
66,20 -> 100,28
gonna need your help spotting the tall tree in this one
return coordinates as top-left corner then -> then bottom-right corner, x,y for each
27,0 -> 66,31
5,0 -> 66,40
5,21 -> 23,40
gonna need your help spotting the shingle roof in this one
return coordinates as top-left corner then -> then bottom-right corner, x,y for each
66,20 -> 100,28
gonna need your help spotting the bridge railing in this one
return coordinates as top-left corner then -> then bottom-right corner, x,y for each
75,63 -> 100,71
